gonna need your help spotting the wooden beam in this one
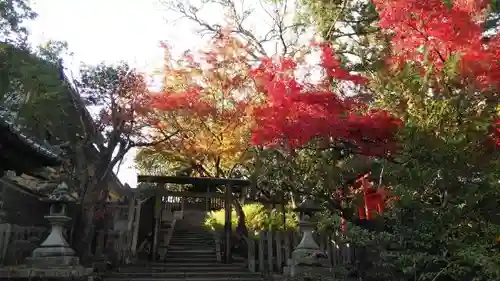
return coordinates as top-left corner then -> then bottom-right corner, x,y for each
151,193 -> 161,261
137,175 -> 250,187
164,191 -> 225,198
138,189 -> 226,199
130,199 -> 143,256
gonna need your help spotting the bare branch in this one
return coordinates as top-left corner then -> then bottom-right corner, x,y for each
161,0 -> 306,58
132,130 -> 181,148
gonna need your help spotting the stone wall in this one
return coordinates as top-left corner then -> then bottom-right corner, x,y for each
0,179 -> 49,226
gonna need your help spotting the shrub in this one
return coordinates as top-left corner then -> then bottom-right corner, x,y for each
203,203 -> 298,235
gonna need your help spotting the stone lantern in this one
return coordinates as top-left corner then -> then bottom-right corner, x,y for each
0,182 -> 92,280
28,181 -> 78,265
284,197 -> 331,277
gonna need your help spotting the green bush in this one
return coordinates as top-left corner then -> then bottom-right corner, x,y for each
203,203 -> 298,235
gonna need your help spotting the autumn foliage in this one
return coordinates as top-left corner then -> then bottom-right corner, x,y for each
140,0 -> 500,228
143,34 -> 403,223
248,42 -> 402,157
245,42 -> 403,224
374,0 -> 500,90
144,36 -> 256,176
374,0 -> 500,146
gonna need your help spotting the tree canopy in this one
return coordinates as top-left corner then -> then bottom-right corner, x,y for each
140,0 -> 500,280
3,0 -> 500,279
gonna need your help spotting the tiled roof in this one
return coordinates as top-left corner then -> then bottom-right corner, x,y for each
0,109 -> 63,164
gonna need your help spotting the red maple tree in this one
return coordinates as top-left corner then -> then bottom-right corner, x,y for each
248,42 -> 402,226
373,0 -> 500,91
248,42 -> 402,157
142,35 -> 257,177
373,0 -> 500,147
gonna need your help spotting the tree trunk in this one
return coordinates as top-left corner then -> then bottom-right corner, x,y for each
232,198 -> 249,258
290,191 -> 301,208
75,173 -> 100,263
232,198 -> 248,238
75,156 -> 112,264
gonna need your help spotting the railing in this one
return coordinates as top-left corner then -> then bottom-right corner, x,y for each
0,223 -> 49,265
164,196 -> 225,212
208,197 -> 224,210
214,232 -> 222,262
135,197 -> 155,259
157,219 -> 177,260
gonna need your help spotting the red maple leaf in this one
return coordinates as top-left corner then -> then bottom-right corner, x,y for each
248,43 -> 402,157
373,0 -> 500,91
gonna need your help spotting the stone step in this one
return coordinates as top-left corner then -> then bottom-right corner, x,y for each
164,253 -> 216,258
164,258 -> 219,263
105,277 -> 262,281
170,236 -> 213,240
168,247 -> 215,255
170,236 -> 215,242
167,246 -> 214,250
174,227 -> 207,230
108,271 -> 262,278
168,241 -> 215,246
172,233 -> 214,240
169,237 -> 213,240
132,262 -> 225,267
173,231 -> 211,234
167,242 -> 214,247
172,236 -> 213,238
170,236 -> 212,238
170,235 -> 213,238
165,258 -> 217,263
166,247 -> 215,253
168,242 -> 214,246
166,252 -> 215,256
118,265 -> 247,273
165,255 -> 217,260
168,243 -> 213,246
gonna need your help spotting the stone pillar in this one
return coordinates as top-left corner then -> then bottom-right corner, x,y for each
284,198 -> 331,278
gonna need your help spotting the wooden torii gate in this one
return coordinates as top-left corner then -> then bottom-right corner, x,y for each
136,175 -> 251,263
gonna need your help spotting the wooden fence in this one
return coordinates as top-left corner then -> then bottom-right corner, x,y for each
0,223 -> 48,265
223,230 -> 356,274
93,202 -> 136,265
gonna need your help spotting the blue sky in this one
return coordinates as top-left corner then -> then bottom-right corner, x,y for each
26,0 -> 215,188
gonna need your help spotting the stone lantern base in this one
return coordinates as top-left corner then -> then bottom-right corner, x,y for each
284,197 -> 332,280
0,267 -> 94,280
26,215 -> 80,267
283,247 -> 332,277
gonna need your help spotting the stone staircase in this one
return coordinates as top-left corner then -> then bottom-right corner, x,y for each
104,216 -> 264,281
